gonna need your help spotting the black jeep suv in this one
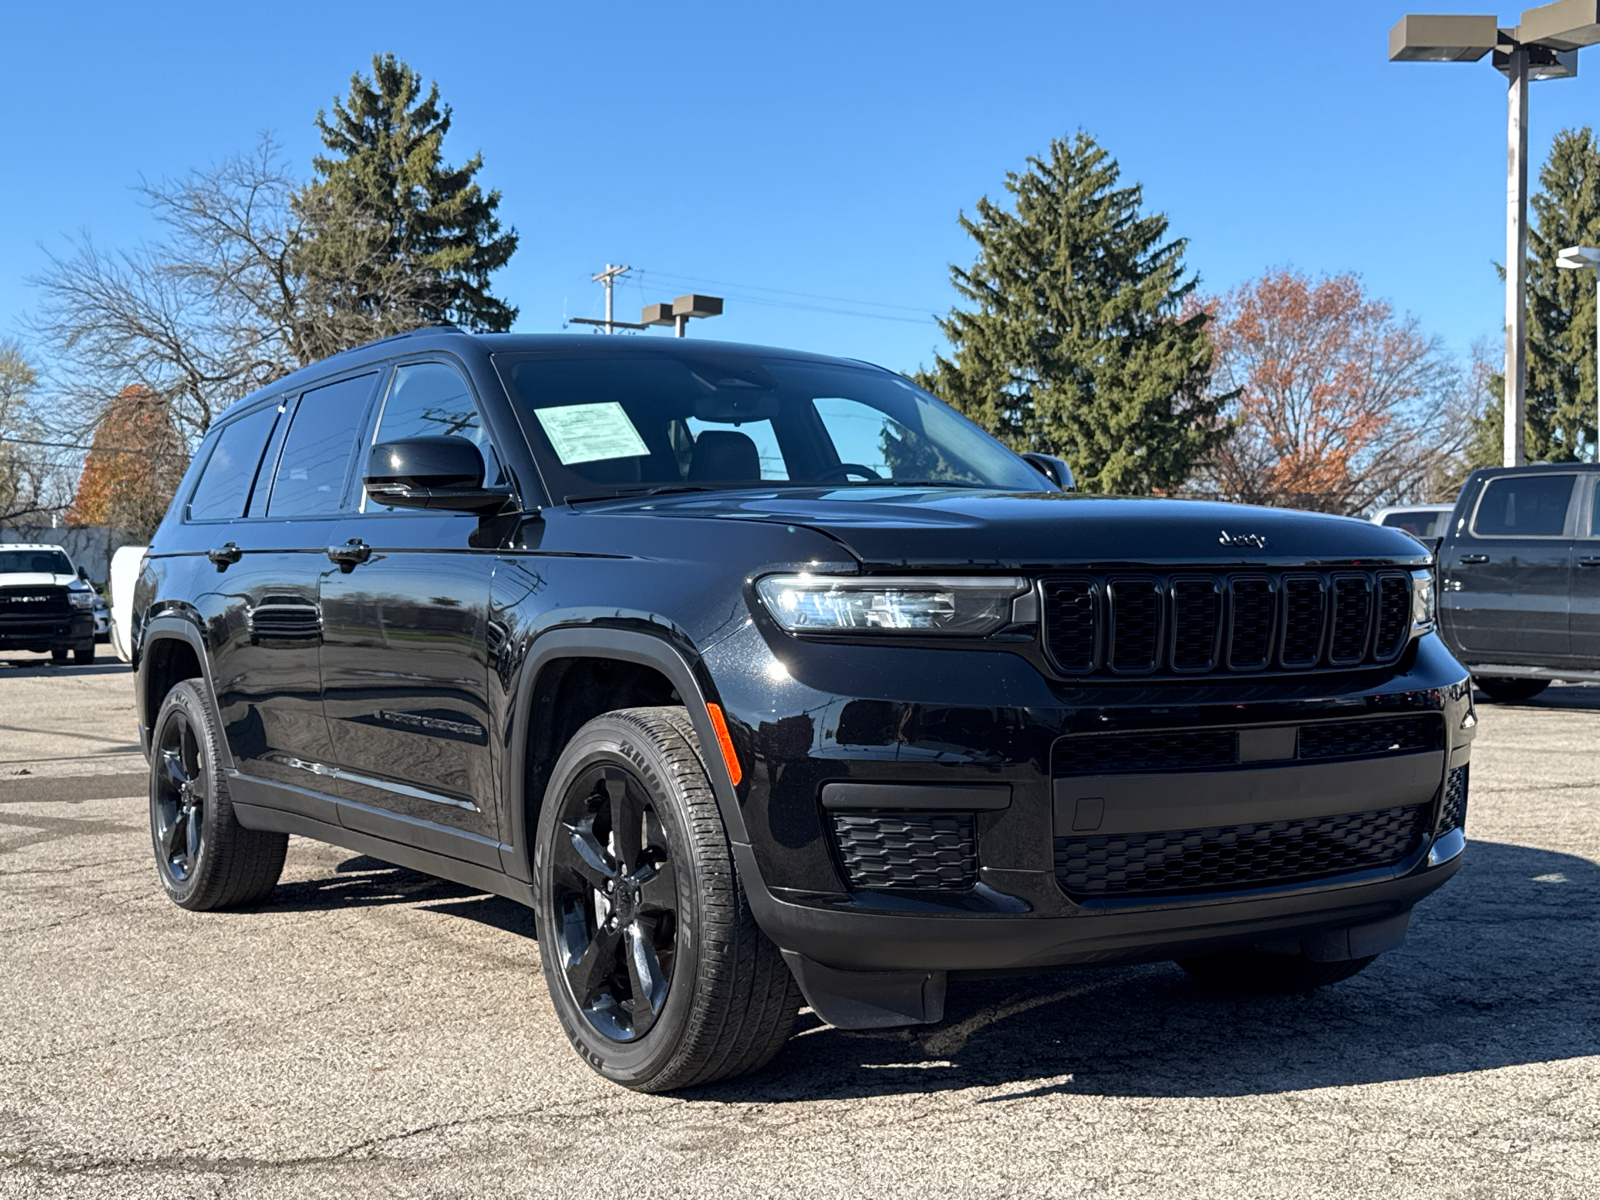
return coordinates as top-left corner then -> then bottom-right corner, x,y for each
132,330 -> 1473,1091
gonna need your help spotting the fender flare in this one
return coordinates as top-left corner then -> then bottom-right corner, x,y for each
137,613 -> 235,771
501,625 -> 749,882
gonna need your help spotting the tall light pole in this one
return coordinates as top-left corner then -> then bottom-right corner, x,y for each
1390,2 -> 1599,467
1557,245 -> 1600,457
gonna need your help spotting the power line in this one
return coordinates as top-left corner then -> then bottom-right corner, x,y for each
630,271 -> 942,327
637,270 -> 941,315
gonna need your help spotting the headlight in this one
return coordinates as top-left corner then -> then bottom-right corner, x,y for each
1411,570 -> 1436,632
68,589 -> 95,610
756,574 -> 1028,636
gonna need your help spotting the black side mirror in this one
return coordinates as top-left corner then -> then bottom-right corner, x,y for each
365,437 -> 513,513
77,566 -> 90,582
1020,452 -> 1075,492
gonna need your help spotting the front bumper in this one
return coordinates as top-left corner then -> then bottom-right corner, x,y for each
702,626 -> 1473,1010
0,613 -> 94,651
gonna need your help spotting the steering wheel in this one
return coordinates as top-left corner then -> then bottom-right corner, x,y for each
815,462 -> 883,482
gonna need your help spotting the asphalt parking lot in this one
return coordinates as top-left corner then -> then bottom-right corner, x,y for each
0,655 -> 1596,1199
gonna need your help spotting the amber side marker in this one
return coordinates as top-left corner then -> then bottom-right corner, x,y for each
705,703 -> 743,787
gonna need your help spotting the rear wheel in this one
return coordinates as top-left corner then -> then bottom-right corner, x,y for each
1474,676 -> 1550,703
1178,948 -> 1376,994
534,706 -> 800,1092
149,679 -> 287,910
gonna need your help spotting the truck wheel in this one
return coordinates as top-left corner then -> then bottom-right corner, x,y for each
74,641 -> 96,665
50,648 -> 68,664
149,679 -> 287,910
534,706 -> 800,1092
1474,677 -> 1549,703
1177,948 -> 1375,994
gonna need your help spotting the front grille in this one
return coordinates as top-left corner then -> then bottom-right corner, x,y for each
1054,805 -> 1429,897
830,810 -> 977,890
1298,714 -> 1441,761
0,586 -> 70,618
1041,569 -> 1412,678
1438,764 -> 1469,832
1055,714 -> 1443,776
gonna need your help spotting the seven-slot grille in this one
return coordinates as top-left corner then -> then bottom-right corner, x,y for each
1042,570 -> 1412,678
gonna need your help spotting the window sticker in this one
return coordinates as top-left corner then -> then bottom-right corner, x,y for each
534,401 -> 650,465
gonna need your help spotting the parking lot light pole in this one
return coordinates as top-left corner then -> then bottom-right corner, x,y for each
1557,245 -> 1600,458
1389,3 -> 1597,467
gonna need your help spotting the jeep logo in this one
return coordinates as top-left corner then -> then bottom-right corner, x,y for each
1218,530 -> 1267,549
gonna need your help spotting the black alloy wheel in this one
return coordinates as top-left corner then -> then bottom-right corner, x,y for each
534,707 -> 800,1092
148,679 -> 287,910
153,706 -> 207,883
548,763 -> 679,1042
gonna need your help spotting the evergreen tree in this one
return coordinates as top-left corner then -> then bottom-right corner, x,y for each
295,54 -> 518,351
1473,127 -> 1600,465
915,133 -> 1228,495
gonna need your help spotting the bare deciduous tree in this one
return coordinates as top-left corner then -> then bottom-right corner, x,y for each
1193,270 -> 1473,514
31,136 -> 433,449
0,340 -> 66,525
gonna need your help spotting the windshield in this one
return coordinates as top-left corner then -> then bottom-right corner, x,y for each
492,350 -> 1048,502
0,549 -> 73,575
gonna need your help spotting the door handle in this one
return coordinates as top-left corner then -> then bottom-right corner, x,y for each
207,542 -> 242,570
1579,556 -> 1600,567
327,538 -> 372,569
1459,554 -> 1490,564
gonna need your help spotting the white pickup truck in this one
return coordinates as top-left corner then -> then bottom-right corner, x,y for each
0,544 -> 100,664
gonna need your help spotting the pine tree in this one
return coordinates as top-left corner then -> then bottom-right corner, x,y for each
915,133 -> 1228,495
294,54 -> 518,353
1473,126 -> 1600,465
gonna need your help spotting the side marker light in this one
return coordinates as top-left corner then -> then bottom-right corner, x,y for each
705,702 -> 743,787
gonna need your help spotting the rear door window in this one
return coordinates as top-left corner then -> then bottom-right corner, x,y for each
186,404 -> 281,522
1471,474 -> 1577,537
267,374 -> 379,518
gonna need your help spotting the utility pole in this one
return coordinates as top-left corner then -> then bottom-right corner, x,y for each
1506,46 -> 1530,467
592,264 -> 631,334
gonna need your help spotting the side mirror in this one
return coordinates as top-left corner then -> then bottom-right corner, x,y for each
365,437 -> 513,513
1020,452 -> 1075,492
77,566 -> 90,582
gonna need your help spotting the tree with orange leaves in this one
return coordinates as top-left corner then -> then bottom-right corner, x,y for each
1197,270 -> 1469,514
67,386 -> 188,537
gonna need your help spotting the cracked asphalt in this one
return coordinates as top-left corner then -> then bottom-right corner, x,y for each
0,654 -> 1596,1199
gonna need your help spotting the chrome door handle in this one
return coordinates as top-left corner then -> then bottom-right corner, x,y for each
207,542 -> 242,570
1459,554 -> 1490,564
327,539 -> 371,569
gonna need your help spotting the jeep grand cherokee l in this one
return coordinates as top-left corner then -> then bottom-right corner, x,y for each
131,330 -> 1473,1091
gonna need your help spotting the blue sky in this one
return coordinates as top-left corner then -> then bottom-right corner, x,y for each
4,0 -> 1599,377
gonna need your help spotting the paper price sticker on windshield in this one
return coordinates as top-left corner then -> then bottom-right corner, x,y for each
534,401 -> 650,465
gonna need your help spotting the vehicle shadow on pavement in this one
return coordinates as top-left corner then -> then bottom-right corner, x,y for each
696,839 -> 1600,1103
1478,685 -> 1600,711
0,659 -> 132,676
262,854 -> 536,937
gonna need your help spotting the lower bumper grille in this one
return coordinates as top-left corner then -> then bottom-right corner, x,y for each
1438,764 -> 1469,833
1054,804 -> 1428,898
830,810 -> 978,890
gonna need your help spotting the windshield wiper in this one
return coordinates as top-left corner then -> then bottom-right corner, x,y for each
564,484 -> 722,506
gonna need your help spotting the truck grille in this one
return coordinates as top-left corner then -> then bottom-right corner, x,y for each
1042,570 -> 1412,678
1053,714 -> 1442,776
1053,804 -> 1429,897
829,810 -> 978,890
0,586 -> 70,619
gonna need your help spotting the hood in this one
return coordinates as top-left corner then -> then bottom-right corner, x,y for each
585,488 -> 1430,568
0,573 -> 78,589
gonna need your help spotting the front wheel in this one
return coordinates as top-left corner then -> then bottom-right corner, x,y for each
74,640 -> 95,665
149,679 -> 287,910
1177,948 -> 1376,994
1474,676 -> 1550,703
534,706 -> 800,1092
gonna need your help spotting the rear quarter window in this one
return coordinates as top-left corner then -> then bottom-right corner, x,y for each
186,404 -> 281,522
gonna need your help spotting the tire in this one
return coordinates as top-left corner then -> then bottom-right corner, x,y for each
534,706 -> 801,1092
74,641 -> 96,665
50,648 -> 68,664
149,679 -> 287,910
1474,676 -> 1550,703
1178,948 -> 1376,994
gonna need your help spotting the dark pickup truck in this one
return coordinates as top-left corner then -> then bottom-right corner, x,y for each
1438,463 -> 1600,701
